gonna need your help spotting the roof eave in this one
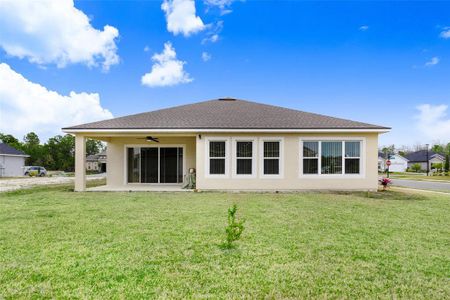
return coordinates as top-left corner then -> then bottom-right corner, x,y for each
62,127 -> 390,134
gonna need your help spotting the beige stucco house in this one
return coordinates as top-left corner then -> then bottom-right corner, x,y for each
62,98 -> 390,192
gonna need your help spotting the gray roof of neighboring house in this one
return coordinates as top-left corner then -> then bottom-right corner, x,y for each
405,150 -> 444,163
63,98 -> 389,131
86,150 -> 107,161
0,143 -> 27,156
86,154 -> 99,161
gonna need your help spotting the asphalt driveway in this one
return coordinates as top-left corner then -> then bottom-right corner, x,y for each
391,178 -> 450,192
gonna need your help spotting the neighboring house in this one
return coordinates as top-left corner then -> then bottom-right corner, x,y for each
405,150 -> 445,171
86,150 -> 107,172
0,143 -> 29,177
378,152 -> 408,172
62,98 -> 390,191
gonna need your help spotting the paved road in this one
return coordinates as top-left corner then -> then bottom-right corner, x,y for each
391,178 -> 450,192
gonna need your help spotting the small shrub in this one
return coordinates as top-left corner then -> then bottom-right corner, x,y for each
379,177 -> 392,191
223,204 -> 245,249
411,163 -> 421,173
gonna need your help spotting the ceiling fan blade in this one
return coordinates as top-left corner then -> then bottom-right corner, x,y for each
146,136 -> 160,143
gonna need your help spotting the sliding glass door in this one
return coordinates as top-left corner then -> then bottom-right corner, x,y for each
127,147 -> 184,184
141,148 -> 158,183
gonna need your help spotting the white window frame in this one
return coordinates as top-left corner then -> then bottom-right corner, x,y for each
123,144 -> 186,185
299,137 -> 366,179
302,141 -> 320,175
232,137 -> 257,178
259,137 -> 284,179
205,137 -> 231,178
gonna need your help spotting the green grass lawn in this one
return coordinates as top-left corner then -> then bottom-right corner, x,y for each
389,173 -> 450,182
1,186 -> 449,299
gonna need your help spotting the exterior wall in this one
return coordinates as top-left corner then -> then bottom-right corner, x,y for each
106,136 -> 196,187
196,132 -> 380,191
86,161 -> 99,171
407,157 -> 444,172
407,162 -> 427,170
0,155 -> 26,177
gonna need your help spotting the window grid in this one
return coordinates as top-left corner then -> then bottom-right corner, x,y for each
263,141 -> 280,175
236,141 -> 253,175
209,141 -> 226,175
303,141 -> 319,174
344,141 -> 360,174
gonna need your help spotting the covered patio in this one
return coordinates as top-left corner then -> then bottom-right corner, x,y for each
73,133 -> 197,192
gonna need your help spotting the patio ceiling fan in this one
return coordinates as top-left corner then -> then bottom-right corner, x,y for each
137,136 -> 160,143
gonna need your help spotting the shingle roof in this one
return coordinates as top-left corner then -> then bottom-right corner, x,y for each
86,154 -> 99,161
0,143 -> 27,156
63,98 -> 389,131
405,150 -> 444,162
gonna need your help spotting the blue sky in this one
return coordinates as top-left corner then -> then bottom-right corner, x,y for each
1,0 -> 450,147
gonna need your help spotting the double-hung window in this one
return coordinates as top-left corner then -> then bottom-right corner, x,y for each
261,139 -> 283,177
344,141 -> 361,174
301,139 -> 362,176
207,139 -> 229,177
303,141 -> 319,174
233,139 -> 255,177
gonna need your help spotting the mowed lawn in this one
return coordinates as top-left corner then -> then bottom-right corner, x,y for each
1,186 -> 449,299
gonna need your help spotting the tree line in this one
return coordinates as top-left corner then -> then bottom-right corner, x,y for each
0,132 -> 103,172
380,142 -> 450,158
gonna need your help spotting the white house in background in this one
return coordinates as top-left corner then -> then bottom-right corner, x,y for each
0,143 -> 29,177
86,149 -> 107,172
378,152 -> 408,172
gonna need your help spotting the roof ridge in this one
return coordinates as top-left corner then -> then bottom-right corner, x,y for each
229,98 -> 388,128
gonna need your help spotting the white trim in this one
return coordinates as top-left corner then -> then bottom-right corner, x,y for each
231,137 -> 257,179
299,137 -> 366,179
205,137 -> 231,179
63,128 -> 389,134
259,137 -> 284,179
123,144 -> 186,185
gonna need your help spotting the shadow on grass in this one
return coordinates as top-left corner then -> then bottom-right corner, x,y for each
218,242 -> 244,257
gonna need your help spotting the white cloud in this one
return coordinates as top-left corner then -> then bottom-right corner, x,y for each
141,42 -> 193,87
161,0 -> 205,37
359,25 -> 369,31
202,21 -> 223,44
202,34 -> 219,44
144,46 -> 150,52
425,57 -> 440,67
415,104 -> 450,141
0,63 -> 113,139
204,0 -> 236,15
0,0 -> 119,71
439,28 -> 450,39
202,52 -> 211,62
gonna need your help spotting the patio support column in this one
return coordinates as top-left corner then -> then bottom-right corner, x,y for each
74,134 -> 86,192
